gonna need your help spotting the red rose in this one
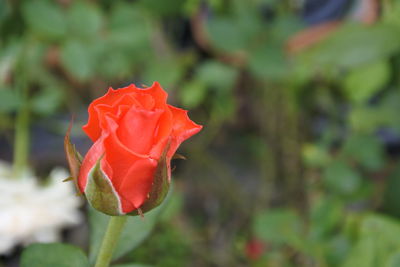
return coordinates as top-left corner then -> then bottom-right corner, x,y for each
65,82 -> 202,215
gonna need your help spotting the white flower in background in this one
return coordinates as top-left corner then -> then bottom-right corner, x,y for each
0,161 -> 82,254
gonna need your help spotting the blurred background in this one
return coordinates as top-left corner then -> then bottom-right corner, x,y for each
1,0 -> 400,266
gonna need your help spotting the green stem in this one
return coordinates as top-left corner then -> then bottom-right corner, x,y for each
12,84 -> 29,177
12,41 -> 30,178
95,216 -> 128,267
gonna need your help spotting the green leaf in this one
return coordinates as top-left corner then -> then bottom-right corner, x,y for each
206,2 -> 263,53
302,144 -> 331,167
299,23 -> 400,70
0,43 -> 21,85
22,1 -> 66,40
195,60 -> 238,90
361,214 -> 400,246
142,60 -> 185,89
109,3 -> 151,51
0,88 -> 21,112
138,0 -> 186,16
342,135 -> 384,171
342,234 -> 375,267
21,243 -> 89,267
343,61 -> 390,103
60,40 -> 94,81
67,1 -> 103,40
159,186 -> 183,222
349,91 -> 400,133
310,198 -> 343,239
180,80 -> 207,108
349,107 -> 382,133
323,161 -> 362,195
211,93 -> 236,121
344,214 -> 400,267
31,86 -> 64,115
386,252 -> 400,267
378,91 -> 400,132
97,51 -> 131,80
270,15 -> 304,43
0,0 -> 10,24
253,209 -> 304,248
206,17 -> 248,52
112,264 -> 152,267
21,42 -> 47,80
249,43 -> 288,80
382,0 -> 400,27
89,191 -> 171,263
325,235 -> 351,266
382,165 -> 400,217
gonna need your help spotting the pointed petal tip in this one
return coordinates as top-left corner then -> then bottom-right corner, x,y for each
152,81 -> 161,87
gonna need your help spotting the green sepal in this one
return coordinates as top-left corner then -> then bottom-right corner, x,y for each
128,144 -> 171,216
85,156 -> 123,216
64,120 -> 83,192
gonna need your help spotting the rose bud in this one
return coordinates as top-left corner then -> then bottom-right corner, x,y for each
65,82 -> 202,216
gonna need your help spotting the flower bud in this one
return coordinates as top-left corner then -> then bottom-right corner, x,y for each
64,82 -> 202,215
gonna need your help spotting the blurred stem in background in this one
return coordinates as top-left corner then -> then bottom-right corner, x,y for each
12,49 -> 30,177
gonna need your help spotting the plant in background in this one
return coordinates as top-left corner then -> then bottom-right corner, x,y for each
2,0 -> 400,266
0,41 -> 83,256
64,82 -> 202,267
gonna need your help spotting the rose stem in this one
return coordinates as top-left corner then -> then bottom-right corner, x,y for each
95,215 -> 128,267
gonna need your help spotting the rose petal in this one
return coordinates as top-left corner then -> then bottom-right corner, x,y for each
102,116 -> 147,180
101,116 -> 157,213
118,157 -> 158,213
78,136 -> 105,192
167,105 -> 203,158
84,90 -> 140,141
138,82 -> 168,109
83,82 -> 169,142
150,106 -> 173,159
117,107 -> 164,155
131,91 -> 155,110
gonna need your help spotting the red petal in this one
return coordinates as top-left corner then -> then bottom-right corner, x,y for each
139,82 -> 168,109
131,91 -> 155,110
101,116 -> 159,212
101,116 -> 145,173
83,88 -> 139,141
83,82 -> 168,142
78,136 -> 105,192
149,107 -> 173,159
118,157 -> 158,213
117,107 -> 164,155
167,105 -> 203,158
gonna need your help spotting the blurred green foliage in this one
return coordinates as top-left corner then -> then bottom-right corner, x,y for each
21,243 -> 89,267
2,0 -> 400,266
